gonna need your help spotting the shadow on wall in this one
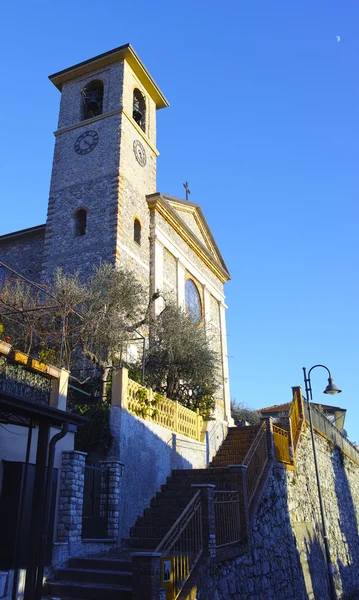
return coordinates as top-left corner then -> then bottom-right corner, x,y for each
332,448 -> 359,598
109,408 -> 199,542
195,463 -> 319,600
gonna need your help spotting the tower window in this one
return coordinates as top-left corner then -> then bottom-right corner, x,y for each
185,279 -> 202,324
133,89 -> 146,132
81,80 -> 104,120
134,218 -> 141,245
73,208 -> 87,237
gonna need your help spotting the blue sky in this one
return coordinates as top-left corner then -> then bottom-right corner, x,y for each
1,1 -> 358,440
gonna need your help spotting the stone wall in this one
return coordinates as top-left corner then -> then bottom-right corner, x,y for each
195,426 -> 359,600
0,227 -> 45,281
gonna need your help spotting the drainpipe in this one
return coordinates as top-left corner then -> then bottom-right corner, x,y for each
34,422 -> 73,600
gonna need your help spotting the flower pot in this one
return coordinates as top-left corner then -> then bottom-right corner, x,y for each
30,358 -> 48,373
13,350 -> 28,365
46,364 -> 61,378
0,341 -> 12,356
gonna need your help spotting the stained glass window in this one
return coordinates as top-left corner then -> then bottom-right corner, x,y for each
185,279 -> 202,324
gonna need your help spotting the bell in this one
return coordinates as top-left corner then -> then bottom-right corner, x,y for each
85,92 -> 101,117
133,108 -> 143,125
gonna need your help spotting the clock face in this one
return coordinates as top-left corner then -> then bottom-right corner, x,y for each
133,139 -> 147,167
74,130 -> 99,155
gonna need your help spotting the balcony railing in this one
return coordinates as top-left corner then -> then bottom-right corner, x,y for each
273,425 -> 291,464
304,402 -> 359,465
0,355 -> 52,405
126,376 -> 204,442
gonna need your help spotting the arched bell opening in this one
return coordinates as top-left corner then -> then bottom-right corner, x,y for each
132,88 -> 146,132
81,80 -> 104,120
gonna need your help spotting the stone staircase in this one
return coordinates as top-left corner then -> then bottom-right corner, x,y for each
44,425 -> 261,599
44,555 -> 133,599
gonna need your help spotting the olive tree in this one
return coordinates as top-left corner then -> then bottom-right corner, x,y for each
144,302 -> 218,419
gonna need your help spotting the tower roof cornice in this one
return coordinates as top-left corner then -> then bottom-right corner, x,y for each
49,43 -> 169,109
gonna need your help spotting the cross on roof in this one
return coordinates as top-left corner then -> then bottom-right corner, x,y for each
183,181 -> 191,201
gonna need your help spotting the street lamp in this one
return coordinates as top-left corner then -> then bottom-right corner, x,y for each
303,365 -> 341,600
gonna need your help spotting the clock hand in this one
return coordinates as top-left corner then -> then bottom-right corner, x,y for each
83,138 -> 91,147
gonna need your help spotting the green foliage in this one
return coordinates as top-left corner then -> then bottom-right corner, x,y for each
132,387 -> 161,419
231,398 -> 260,425
143,302 -> 218,420
71,402 -> 113,456
0,263 -> 146,372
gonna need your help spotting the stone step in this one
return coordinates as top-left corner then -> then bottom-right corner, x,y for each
142,505 -> 185,520
69,557 -> 132,571
47,580 -> 132,600
56,568 -> 132,586
171,467 -> 229,476
163,476 -> 233,490
126,536 -> 162,549
130,524 -> 169,538
155,489 -> 194,499
136,513 -> 182,528
211,457 -> 248,465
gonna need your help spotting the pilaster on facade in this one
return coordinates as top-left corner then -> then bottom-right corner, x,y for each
176,258 -> 185,308
203,286 -> 212,330
151,236 -> 164,315
219,302 -> 231,424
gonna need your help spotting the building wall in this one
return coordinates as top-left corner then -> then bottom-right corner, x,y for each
42,58 -> 158,284
195,427 -> 359,600
0,425 -> 74,496
109,407 -> 227,541
0,229 -> 45,282
151,210 -> 229,420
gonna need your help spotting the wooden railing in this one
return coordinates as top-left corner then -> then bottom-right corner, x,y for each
156,491 -> 203,599
243,422 -> 268,504
289,387 -> 304,451
273,425 -> 291,464
127,377 -> 203,441
214,491 -> 242,547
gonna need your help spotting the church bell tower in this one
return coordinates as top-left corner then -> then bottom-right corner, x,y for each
42,44 -> 168,283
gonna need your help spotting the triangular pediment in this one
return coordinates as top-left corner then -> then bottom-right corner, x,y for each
147,193 -> 230,282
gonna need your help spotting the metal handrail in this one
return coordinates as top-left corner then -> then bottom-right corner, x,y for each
242,421 -> 266,466
243,422 -> 268,504
214,490 -> 242,547
155,490 -> 201,554
155,490 -> 203,599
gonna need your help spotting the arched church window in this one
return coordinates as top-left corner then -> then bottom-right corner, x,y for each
73,208 -> 87,237
81,80 -> 104,120
185,279 -> 202,324
134,218 -> 141,245
133,89 -> 146,132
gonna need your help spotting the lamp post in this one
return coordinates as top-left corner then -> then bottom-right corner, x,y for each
303,365 -> 341,600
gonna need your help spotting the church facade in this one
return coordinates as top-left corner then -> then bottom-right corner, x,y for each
0,44 -> 231,422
